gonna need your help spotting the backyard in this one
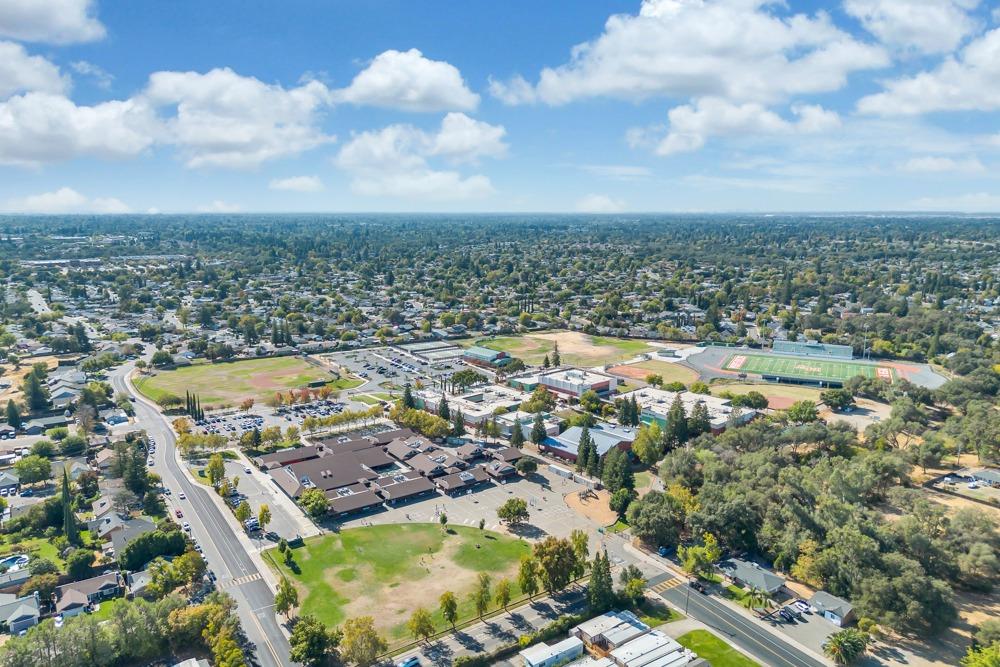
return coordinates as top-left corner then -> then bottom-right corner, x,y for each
134,356 -> 346,408
265,523 -> 531,641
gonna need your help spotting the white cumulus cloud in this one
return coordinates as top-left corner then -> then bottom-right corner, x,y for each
844,0 -> 980,55
490,0 -> 888,106
71,60 -> 114,89
858,27 -> 1000,114
0,0 -> 105,44
6,187 -> 129,213
0,41 -> 67,98
642,98 -> 840,156
269,175 -> 325,192
335,113 -> 505,201
334,49 -> 479,112
0,92 -> 156,166
908,192 -> 1000,212
143,68 -> 335,168
575,194 -> 626,213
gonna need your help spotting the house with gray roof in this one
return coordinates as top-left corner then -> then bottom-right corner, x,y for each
809,591 -> 855,626
0,592 -> 40,634
718,559 -> 786,595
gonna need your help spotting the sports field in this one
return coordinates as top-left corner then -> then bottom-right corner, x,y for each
469,330 -> 653,367
265,524 -> 530,641
723,353 -> 894,383
134,356 -> 352,407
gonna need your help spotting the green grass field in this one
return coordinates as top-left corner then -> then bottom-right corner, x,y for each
265,524 -> 530,641
677,630 -> 761,667
724,353 -> 894,383
134,356 -> 343,408
469,331 -> 653,367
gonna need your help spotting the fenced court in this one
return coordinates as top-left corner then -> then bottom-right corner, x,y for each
723,353 -> 895,384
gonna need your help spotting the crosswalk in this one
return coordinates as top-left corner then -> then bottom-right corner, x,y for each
218,572 -> 263,590
649,578 -> 682,594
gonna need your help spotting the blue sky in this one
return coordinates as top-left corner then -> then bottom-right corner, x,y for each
2,0 -> 1000,213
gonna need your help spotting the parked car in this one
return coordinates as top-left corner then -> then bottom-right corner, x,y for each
397,657 -> 420,667
689,580 -> 707,594
175,508 -> 183,518
182,522 -> 191,532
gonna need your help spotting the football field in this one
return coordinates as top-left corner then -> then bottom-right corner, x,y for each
724,353 -> 894,383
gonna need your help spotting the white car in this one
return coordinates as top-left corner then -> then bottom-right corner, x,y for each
182,522 -> 191,531
54,614 -> 64,628
243,467 -> 251,474
178,492 -> 186,500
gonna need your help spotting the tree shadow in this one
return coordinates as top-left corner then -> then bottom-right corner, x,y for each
452,630 -> 484,652
509,523 -> 548,539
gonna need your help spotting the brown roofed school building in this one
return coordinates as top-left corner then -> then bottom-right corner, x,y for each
375,474 -> 437,504
327,484 -> 384,516
436,467 -> 491,495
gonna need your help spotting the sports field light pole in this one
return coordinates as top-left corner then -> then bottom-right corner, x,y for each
862,323 -> 870,361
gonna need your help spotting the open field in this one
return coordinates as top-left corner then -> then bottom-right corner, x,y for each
677,629 -> 761,667
134,356 -> 338,408
711,382 -> 823,410
609,359 -> 700,385
265,524 -> 530,640
470,331 -> 653,367
724,353 -> 894,384
0,356 -> 60,405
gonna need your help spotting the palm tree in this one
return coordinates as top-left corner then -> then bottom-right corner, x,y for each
746,586 -> 769,611
823,628 -> 868,665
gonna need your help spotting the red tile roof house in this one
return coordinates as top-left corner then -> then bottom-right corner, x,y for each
55,573 -> 122,617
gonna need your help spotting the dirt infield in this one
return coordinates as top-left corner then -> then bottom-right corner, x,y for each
608,360 -> 700,385
473,330 -> 654,367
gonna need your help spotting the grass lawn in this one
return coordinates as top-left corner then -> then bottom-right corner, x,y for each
89,597 -> 128,622
677,629 -> 762,667
134,356 -> 338,408
353,395 -> 380,405
607,519 -> 630,534
470,331 -> 654,367
0,536 -> 65,567
635,471 -> 653,490
329,376 -> 364,391
265,524 -> 530,641
635,598 -> 682,627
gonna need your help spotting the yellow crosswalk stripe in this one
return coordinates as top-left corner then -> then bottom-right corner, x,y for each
650,578 -> 682,593
218,572 -> 263,590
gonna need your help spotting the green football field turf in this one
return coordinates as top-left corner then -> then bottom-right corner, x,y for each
723,353 -> 894,382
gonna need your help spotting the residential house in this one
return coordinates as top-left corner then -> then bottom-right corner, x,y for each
56,573 -> 122,617
0,592 -> 40,634
0,471 -> 18,494
809,591 -> 855,627
718,559 -> 785,596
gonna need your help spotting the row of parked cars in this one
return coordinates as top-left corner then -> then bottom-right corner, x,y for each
197,414 -> 266,436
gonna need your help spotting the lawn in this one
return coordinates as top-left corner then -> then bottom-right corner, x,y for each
635,598 -> 682,627
723,353 -> 894,384
0,536 -> 64,568
89,596 -> 128,622
265,524 -> 531,641
677,629 -> 762,667
134,356 -> 341,408
469,331 -> 655,367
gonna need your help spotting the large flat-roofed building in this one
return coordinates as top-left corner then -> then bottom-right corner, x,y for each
520,636 -> 585,667
413,385 -> 526,426
772,340 -> 854,359
463,345 -> 512,368
539,368 -> 617,398
620,387 -> 756,435
566,613 -> 698,667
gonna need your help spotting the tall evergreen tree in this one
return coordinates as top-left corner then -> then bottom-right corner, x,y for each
666,394 -> 688,446
437,396 -> 450,420
451,409 -> 466,437
587,551 -> 614,612
531,412 -> 546,445
402,385 -> 415,410
62,469 -> 79,544
510,420 -> 524,447
5,400 -> 21,429
551,343 -> 561,367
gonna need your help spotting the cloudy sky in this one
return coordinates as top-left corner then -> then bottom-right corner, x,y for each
2,0 -> 1000,214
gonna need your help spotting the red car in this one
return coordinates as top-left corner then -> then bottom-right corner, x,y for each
175,508 -> 183,518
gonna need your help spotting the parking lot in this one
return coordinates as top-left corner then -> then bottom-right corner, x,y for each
219,457 -> 317,544
326,347 -> 468,395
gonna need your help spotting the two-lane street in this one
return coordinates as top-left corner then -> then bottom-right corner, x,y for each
110,364 -> 293,667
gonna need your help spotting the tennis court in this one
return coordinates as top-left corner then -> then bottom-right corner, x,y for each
724,353 -> 894,383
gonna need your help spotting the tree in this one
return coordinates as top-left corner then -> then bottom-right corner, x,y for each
5,400 -> 21,428
609,487 -> 637,518
534,536 -> 578,593
626,490 -> 683,547
531,412 -> 547,445
439,590 -> 458,628
275,576 -> 299,620
518,556 -> 540,600
787,400 -> 819,424
515,457 -> 537,475
401,385 -> 415,410
510,421 -> 524,447
962,643 -> 1000,667
497,497 -> 529,525
258,504 -> 272,531
601,447 -> 633,493
299,488 -> 328,517
579,389 -> 602,413
60,434 -> 87,456
20,573 -> 58,600
494,578 -> 513,610
439,512 -> 448,532
65,548 -> 94,581
407,607 -> 436,643
632,421 -> 664,467
472,572 -> 491,618
289,614 -> 340,667
235,500 -> 252,523
551,342 -> 560,367
21,369 -> 49,411
588,551 -> 615,612
62,468 -> 79,544
570,529 -> 589,578
821,388 -> 855,411
822,628 -> 869,665
340,616 -> 387,666
14,454 -> 51,484
451,409 -> 466,437
679,533 -> 722,578
206,453 -> 226,486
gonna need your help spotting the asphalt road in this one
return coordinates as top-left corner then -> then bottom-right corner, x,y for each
647,572 -> 827,667
111,364 -> 294,667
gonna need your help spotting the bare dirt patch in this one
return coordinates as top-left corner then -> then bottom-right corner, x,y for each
565,488 -> 618,526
